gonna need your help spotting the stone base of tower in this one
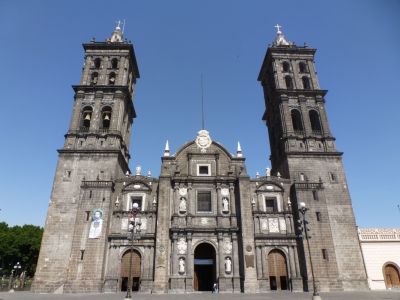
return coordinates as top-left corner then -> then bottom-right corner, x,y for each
341,278 -> 369,291
31,280 -> 65,294
63,280 -> 103,293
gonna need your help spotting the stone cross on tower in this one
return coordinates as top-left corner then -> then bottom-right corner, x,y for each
274,24 -> 282,34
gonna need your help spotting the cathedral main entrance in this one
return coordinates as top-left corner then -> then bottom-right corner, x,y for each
120,249 -> 141,292
268,249 -> 289,290
383,263 -> 400,289
193,243 -> 216,291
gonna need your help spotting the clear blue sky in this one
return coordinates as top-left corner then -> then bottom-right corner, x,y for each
0,0 -> 399,228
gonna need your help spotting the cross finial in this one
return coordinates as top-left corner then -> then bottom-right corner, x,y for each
274,24 -> 282,34
116,20 -> 122,30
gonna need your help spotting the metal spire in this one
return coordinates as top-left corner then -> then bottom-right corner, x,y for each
201,74 -> 205,130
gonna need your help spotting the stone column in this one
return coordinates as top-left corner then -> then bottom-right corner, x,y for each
232,232 -> 240,292
261,246 -> 268,279
173,183 -> 179,215
171,235 -> 178,275
256,246 -> 262,279
229,183 -> 236,213
288,246 -> 296,278
216,183 -> 222,216
186,233 -> 193,291
293,245 -> 300,277
187,183 -> 193,216
217,233 -> 226,290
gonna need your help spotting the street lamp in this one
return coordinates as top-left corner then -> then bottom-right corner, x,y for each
9,262 -> 21,291
298,202 -> 321,300
125,202 -> 141,299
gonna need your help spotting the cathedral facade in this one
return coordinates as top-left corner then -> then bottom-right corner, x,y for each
32,25 -> 368,294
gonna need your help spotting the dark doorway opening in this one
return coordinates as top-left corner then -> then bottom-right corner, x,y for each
121,277 -> 140,292
193,243 -> 216,291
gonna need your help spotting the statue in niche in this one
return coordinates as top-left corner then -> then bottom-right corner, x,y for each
225,257 -> 232,273
178,258 -> 185,274
88,209 -> 103,239
179,197 -> 187,213
222,197 -> 229,212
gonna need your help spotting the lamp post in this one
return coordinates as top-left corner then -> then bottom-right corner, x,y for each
298,202 -> 321,300
125,202 -> 141,299
9,262 -> 21,291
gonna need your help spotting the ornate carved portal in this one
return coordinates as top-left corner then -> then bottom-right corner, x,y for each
383,264 -> 400,289
120,250 -> 141,292
267,249 -> 288,290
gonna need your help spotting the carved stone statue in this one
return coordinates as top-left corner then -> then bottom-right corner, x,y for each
179,197 -> 187,213
178,258 -> 185,274
225,257 -> 232,273
266,167 -> 271,177
222,197 -> 229,212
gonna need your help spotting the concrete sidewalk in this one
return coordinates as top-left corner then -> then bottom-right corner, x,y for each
0,291 -> 399,300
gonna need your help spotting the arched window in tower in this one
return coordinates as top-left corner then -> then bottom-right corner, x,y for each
282,61 -> 290,73
285,75 -> 293,90
299,62 -> 307,73
81,106 -> 93,129
90,72 -> 98,85
291,109 -> 303,132
94,58 -> 101,69
282,61 -> 290,72
302,76 -> 311,90
309,110 -> 322,132
101,106 -> 112,129
108,72 -> 116,85
111,58 -> 118,69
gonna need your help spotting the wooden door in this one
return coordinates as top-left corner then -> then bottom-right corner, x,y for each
268,249 -> 288,290
121,250 -> 141,291
384,264 -> 400,289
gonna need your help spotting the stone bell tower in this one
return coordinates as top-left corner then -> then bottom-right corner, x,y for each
32,23 -> 140,293
257,26 -> 368,291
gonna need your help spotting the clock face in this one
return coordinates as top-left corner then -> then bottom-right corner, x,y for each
221,188 -> 229,196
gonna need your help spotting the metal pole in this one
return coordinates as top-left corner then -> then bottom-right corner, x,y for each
302,211 -> 318,296
125,215 -> 136,299
299,206 -> 321,300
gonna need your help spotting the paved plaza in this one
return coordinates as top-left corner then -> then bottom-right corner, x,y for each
0,291 -> 399,300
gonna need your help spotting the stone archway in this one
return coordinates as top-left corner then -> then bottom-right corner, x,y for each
193,243 -> 216,291
268,249 -> 289,290
120,249 -> 141,292
383,263 -> 400,289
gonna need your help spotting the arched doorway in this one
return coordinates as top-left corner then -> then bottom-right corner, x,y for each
194,243 -> 216,291
268,249 -> 289,290
383,263 -> 400,289
120,249 -> 141,292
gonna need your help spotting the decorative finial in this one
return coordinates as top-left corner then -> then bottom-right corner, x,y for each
256,172 -> 260,178
110,20 -> 124,43
273,24 -> 292,46
164,140 -> 170,157
147,170 -> 152,177
277,172 -> 281,178
236,142 -> 243,158
135,165 -> 142,176
266,167 -> 271,177
274,24 -> 282,34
